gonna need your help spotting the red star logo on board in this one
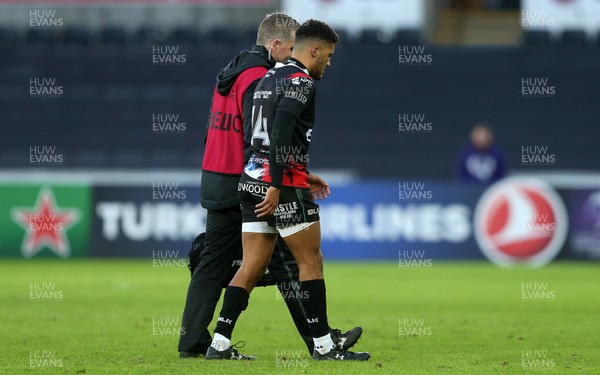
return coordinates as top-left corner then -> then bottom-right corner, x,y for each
11,188 -> 81,258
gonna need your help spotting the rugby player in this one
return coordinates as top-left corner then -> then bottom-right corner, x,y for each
206,19 -> 370,361
178,13 -> 362,359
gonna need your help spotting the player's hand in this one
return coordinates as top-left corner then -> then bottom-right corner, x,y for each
308,174 -> 330,200
255,186 -> 280,218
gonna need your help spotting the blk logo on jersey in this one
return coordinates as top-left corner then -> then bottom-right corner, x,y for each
474,178 -> 567,267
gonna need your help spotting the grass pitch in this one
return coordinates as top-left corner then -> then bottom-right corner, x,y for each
1,260 -> 599,374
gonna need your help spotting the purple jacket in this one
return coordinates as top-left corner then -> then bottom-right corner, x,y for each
456,145 -> 507,183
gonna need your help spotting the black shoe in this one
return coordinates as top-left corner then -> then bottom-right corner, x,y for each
179,351 -> 201,358
330,327 -> 363,351
205,342 -> 256,360
312,347 -> 371,361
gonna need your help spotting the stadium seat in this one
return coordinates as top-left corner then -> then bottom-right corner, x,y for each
112,149 -> 145,167
150,149 -> 185,167
359,28 -> 395,44
137,25 -> 168,44
334,28 -> 351,44
26,28 -> 57,45
237,27 -> 257,46
359,29 -> 378,44
207,27 -> 237,44
485,0 -> 519,9
396,29 -> 422,45
63,26 -> 91,45
99,26 -> 128,45
103,85 -> 137,102
0,85 -> 28,101
0,27 -> 18,46
141,85 -> 176,101
559,29 -> 588,47
522,30 -> 552,47
171,26 -> 202,45
66,85 -> 101,103
75,150 -> 109,167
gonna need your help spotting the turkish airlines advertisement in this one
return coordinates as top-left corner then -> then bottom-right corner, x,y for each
319,181 -> 484,260
91,185 -> 204,257
1,177 -> 600,266
473,178 -> 568,268
318,177 -> 572,267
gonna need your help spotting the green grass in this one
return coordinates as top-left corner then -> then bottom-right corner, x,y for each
1,260 -> 599,374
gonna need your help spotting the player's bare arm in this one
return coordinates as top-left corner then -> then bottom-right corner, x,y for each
255,186 -> 280,217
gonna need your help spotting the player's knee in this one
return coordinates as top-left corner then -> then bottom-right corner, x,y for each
298,262 -> 323,279
254,264 -> 269,281
240,262 -> 269,284
315,250 -> 323,265
305,250 -> 323,270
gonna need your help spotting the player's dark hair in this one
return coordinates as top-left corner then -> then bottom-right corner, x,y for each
256,13 -> 299,45
295,19 -> 339,45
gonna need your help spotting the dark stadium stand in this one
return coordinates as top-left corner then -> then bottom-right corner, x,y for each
559,29 -> 588,48
359,29 -> 386,44
333,29 -> 351,45
26,28 -> 57,45
1,41 -> 598,177
522,30 -> 552,47
396,29 -> 422,45
171,26 -> 202,45
136,25 -> 169,45
99,26 -> 128,45
207,26 -> 238,45
0,26 -> 18,46
63,26 -> 92,45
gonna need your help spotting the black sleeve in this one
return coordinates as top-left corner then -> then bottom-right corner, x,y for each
241,79 -> 260,163
268,80 -> 314,188
268,110 -> 296,189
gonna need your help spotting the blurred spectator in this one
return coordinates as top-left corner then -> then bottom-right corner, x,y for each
456,123 -> 507,183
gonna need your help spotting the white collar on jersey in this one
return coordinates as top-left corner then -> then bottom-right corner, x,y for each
274,59 -> 310,75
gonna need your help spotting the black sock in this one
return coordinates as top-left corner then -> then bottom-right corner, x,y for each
277,281 -> 313,354
214,286 -> 249,340
299,279 -> 329,338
